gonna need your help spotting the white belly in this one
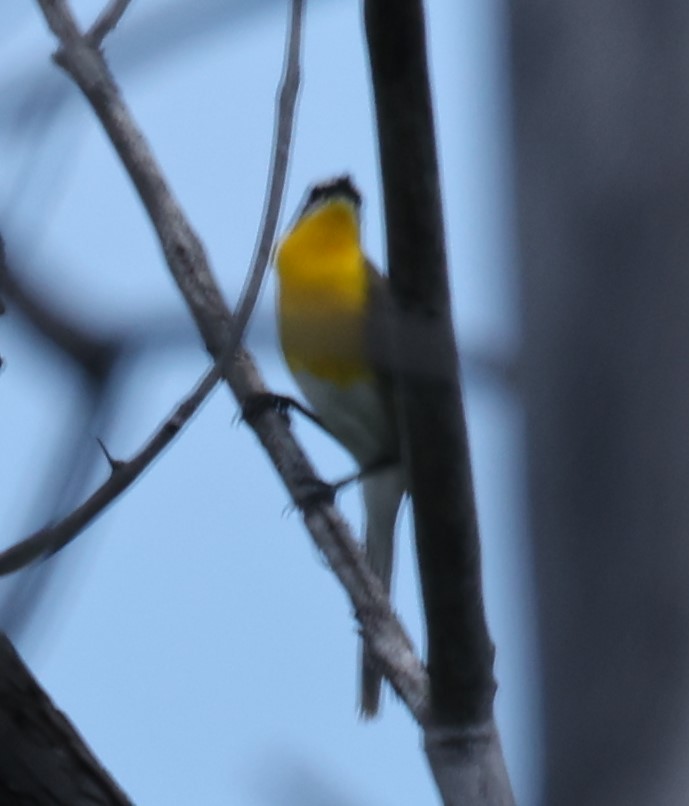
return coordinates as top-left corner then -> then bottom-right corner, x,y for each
293,371 -> 396,468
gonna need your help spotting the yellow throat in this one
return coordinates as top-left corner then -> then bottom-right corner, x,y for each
275,198 -> 372,386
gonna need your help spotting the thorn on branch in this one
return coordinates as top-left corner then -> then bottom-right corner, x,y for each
96,437 -> 124,474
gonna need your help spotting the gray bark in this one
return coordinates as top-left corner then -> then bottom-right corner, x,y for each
509,2 -> 689,803
365,2 -> 516,802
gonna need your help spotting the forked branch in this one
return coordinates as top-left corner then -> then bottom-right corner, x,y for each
29,0 -> 429,722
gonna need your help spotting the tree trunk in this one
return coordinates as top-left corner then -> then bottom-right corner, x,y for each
509,2 -> 689,803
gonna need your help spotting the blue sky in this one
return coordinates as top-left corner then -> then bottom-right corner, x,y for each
0,1 -> 540,803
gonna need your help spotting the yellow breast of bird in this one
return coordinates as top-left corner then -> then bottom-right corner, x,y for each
276,202 -> 374,387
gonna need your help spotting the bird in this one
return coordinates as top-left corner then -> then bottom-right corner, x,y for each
274,175 -> 405,717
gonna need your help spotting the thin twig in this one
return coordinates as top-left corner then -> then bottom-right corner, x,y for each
0,366 -> 220,575
0,0 -> 301,571
230,0 -> 303,351
33,0 -> 430,723
0,0 -> 303,571
87,0 -> 132,46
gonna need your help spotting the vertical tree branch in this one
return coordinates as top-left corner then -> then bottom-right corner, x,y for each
364,1 -> 515,803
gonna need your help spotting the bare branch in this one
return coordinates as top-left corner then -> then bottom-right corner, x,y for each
33,0 -> 430,722
37,0 -> 231,353
87,0 -> 132,47
365,0 -> 514,802
231,0 -> 303,348
366,0 -> 495,720
0,365 -> 220,575
5,0 -> 303,569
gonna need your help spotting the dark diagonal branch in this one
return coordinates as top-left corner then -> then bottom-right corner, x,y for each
0,366 -> 220,575
365,1 -> 515,804
33,0 -> 429,722
0,634 -> 133,805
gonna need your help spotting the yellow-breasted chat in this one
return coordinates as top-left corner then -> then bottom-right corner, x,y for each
274,175 -> 405,717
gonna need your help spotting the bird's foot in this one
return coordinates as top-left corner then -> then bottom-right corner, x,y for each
241,392 -> 324,429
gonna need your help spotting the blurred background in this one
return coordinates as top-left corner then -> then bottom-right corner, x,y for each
4,1 -> 688,805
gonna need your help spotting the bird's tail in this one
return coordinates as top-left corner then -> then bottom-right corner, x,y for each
359,465 -> 406,718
